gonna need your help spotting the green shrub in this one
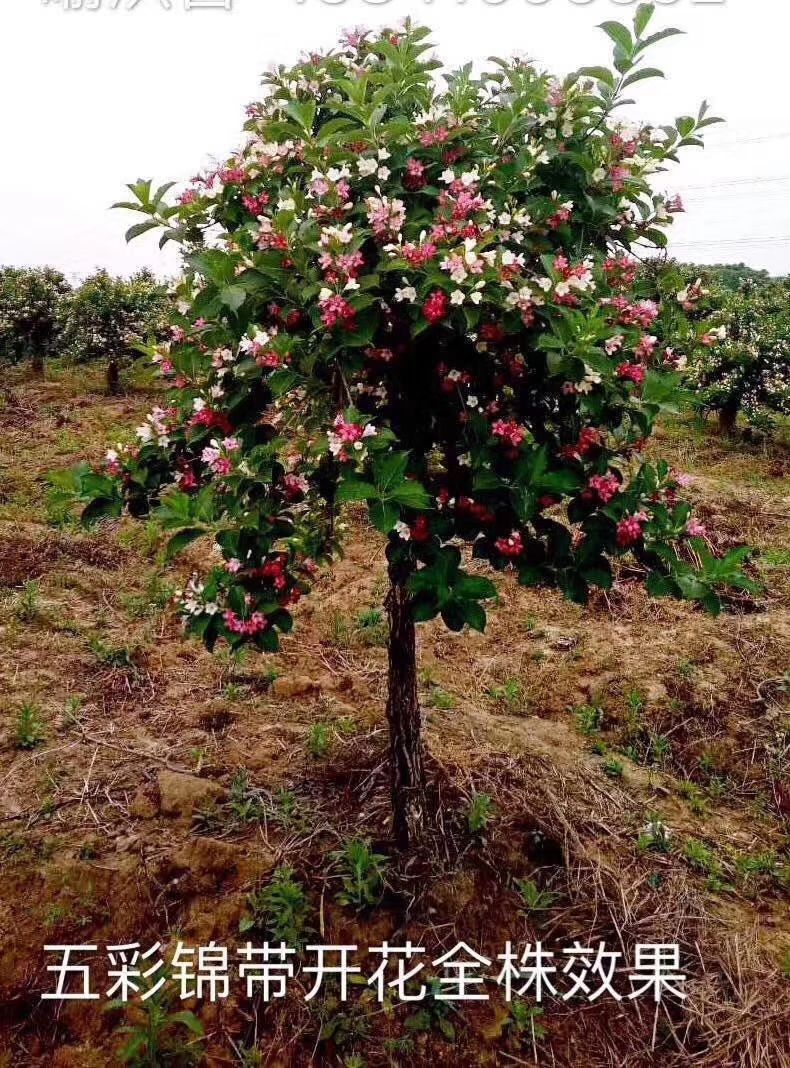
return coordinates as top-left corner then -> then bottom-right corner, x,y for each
0,266 -> 70,369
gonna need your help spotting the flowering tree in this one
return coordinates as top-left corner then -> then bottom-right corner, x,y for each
687,278 -> 790,434
0,266 -> 70,372
59,269 -> 170,393
72,6 -> 757,846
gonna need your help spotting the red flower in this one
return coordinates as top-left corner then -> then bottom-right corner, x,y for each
423,290 -> 450,324
496,531 -> 524,559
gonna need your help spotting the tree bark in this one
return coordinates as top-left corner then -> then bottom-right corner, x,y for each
31,353 -> 44,376
385,561 -> 426,849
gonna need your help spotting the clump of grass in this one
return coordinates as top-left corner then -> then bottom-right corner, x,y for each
307,722 -> 332,759
602,756 -> 624,780
574,704 -> 604,736
88,636 -> 139,671
14,702 -> 46,749
13,580 -> 41,623
489,678 -> 527,712
684,838 -> 730,891
466,793 -> 496,834
430,689 -> 457,711
333,838 -> 388,910
637,817 -> 672,854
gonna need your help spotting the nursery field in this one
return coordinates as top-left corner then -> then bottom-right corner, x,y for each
0,366 -> 788,1067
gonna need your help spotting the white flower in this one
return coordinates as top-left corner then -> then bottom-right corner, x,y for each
377,166 -> 391,182
394,521 -> 411,541
460,168 -> 480,186
278,197 -> 296,212
358,158 -> 378,177
593,167 -> 607,183
440,168 -> 456,185
394,284 -> 417,303
451,290 -> 466,306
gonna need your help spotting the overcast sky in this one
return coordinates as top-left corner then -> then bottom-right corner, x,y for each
3,0 -> 788,280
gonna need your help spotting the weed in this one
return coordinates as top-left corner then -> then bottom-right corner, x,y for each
355,607 -> 388,648
241,867 -> 311,946
637,818 -> 672,854
602,757 -> 624,779
649,733 -> 672,767
307,722 -> 332,759
317,996 -> 372,1051
508,1001 -> 547,1043
684,839 -> 730,891
88,636 -> 139,672
13,580 -> 41,623
14,702 -> 46,749
489,678 -> 526,712
431,689 -> 457,711
735,851 -> 779,886
228,771 -> 264,824
404,980 -> 458,1043
466,793 -> 496,834
574,704 -> 603,736
109,973 -> 204,1066
515,878 -> 556,912
333,839 -> 388,910
677,659 -> 696,680
121,576 -> 174,620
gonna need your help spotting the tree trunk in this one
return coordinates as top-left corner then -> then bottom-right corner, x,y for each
718,399 -> 739,436
106,359 -> 121,396
385,561 -> 426,849
31,352 -> 44,376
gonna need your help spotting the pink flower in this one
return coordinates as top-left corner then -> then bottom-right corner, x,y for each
320,295 -> 357,331
492,420 -> 527,449
686,519 -> 707,538
617,513 -> 649,548
588,474 -> 621,505
617,363 -> 647,385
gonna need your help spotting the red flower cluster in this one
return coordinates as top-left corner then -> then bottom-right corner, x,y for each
495,531 -> 524,559
616,514 -> 648,548
588,473 -> 621,504
423,290 -> 450,324
320,295 -> 357,331
492,420 -> 528,449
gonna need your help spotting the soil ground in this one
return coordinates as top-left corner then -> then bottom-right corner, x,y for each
0,365 -> 788,1067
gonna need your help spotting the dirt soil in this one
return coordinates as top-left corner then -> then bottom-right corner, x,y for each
0,367 -> 788,1067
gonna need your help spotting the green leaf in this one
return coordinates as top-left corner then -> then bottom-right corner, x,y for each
337,479 -> 377,503
634,3 -> 655,38
369,499 -> 399,535
622,68 -> 665,89
453,575 -> 497,601
165,527 -> 205,561
220,285 -> 246,312
125,219 -> 160,243
578,66 -> 616,89
285,99 -> 317,134
599,21 -> 633,54
391,481 -> 432,510
463,601 -> 487,633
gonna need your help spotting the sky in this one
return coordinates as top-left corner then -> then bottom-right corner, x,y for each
2,0 -> 789,281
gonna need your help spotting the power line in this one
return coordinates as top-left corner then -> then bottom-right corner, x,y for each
669,236 -> 790,248
703,131 -> 790,149
677,175 -> 790,192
